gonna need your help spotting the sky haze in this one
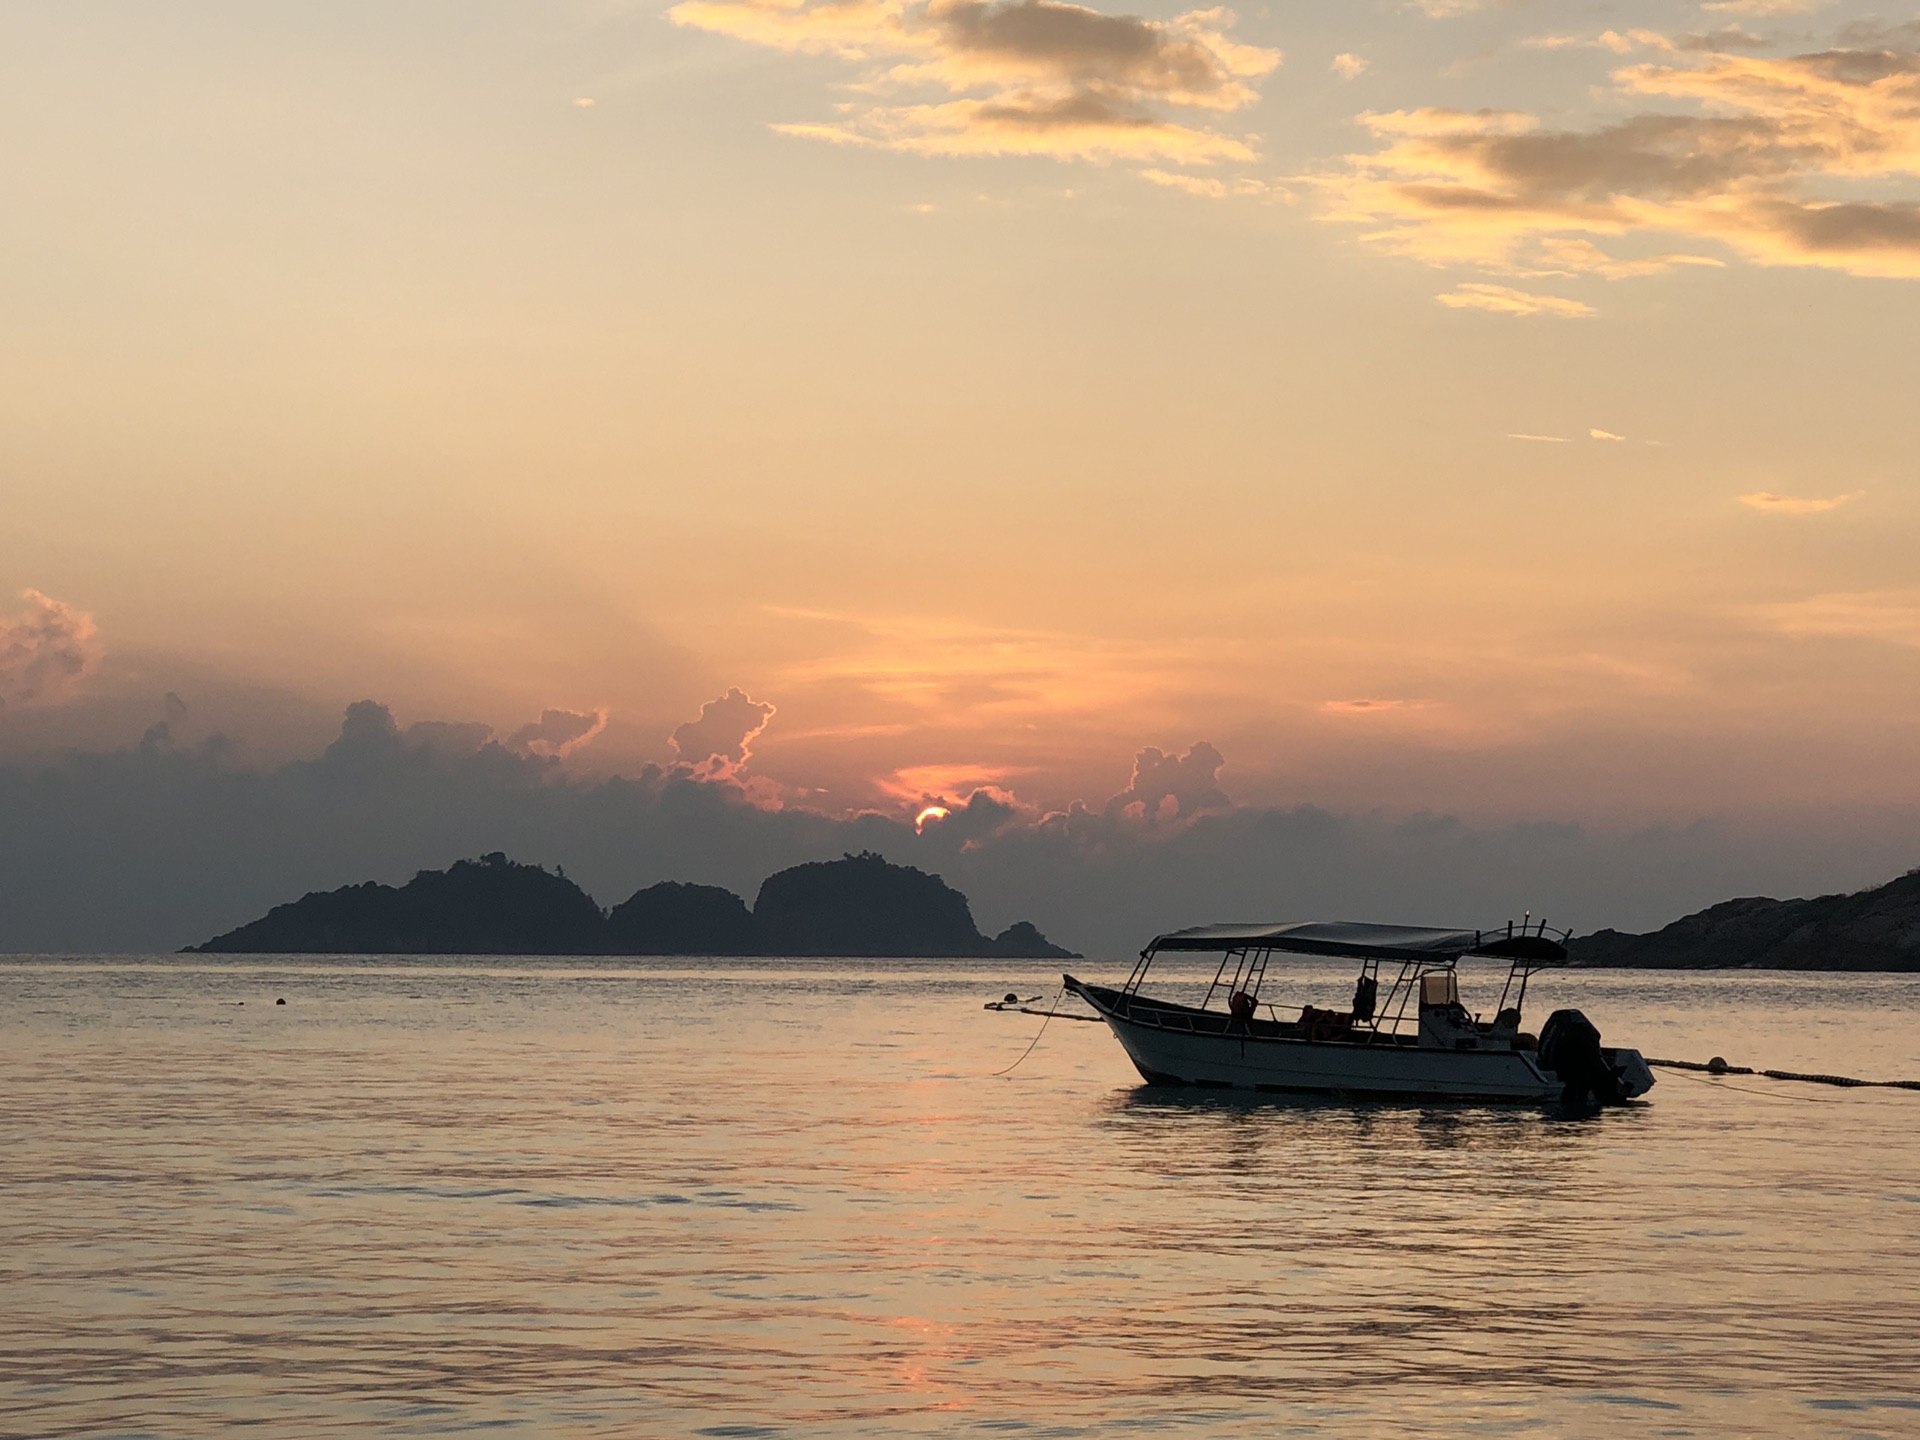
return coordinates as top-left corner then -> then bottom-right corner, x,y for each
4,0 -> 1919,950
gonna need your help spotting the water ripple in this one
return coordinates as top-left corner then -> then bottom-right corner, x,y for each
2,957 -> 1917,1436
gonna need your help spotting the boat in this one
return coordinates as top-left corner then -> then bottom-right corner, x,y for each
1063,919 -> 1654,1104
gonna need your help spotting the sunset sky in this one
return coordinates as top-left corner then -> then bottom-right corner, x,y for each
5,0 -> 1920,938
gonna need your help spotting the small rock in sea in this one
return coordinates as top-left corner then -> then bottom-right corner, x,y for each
276,997 -> 287,1006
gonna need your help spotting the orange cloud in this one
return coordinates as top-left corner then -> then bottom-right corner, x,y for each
1139,167 -> 1285,198
1755,589 -> 1920,646
1739,490 -> 1864,513
671,0 -> 1279,165
769,608 -> 1194,721
879,761 -> 1034,801
0,589 -> 102,709
1436,283 -> 1595,317
1313,39 -> 1920,280
1701,0 -> 1829,14
1322,697 -> 1425,713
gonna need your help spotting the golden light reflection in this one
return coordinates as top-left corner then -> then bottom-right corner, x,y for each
913,804 -> 951,833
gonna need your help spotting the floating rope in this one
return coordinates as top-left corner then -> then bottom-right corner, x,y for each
1648,1057 -> 1920,1092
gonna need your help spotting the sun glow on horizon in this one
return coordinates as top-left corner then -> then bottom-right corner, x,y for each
914,805 -> 951,834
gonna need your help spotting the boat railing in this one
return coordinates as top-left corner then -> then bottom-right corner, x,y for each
1124,914 -> 1573,1039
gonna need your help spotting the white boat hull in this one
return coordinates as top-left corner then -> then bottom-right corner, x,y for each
1066,976 -> 1653,1102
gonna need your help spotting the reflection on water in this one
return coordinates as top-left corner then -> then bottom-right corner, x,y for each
1,956 -> 1917,1438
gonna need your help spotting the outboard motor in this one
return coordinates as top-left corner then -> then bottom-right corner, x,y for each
1537,1008 -> 1624,1105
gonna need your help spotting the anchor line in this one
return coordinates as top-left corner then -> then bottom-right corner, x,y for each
1650,1065 -> 1832,1104
1647,1058 -> 1920,1092
993,985 -> 1067,1078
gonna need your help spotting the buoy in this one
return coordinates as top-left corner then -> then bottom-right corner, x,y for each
1003,992 -> 1019,1004
276,997 -> 286,1006
1650,1055 -> 1919,1090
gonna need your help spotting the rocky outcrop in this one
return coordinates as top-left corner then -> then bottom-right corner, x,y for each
1569,869 -> 1920,970
190,853 -> 607,956
747,852 -> 1079,959
605,881 -> 757,955
754,852 -> 985,957
189,850 -> 1079,958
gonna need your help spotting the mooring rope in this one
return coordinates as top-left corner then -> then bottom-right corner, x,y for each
1649,1065 -> 1834,1104
988,1005 -> 1100,1022
992,985 -> 1069,1077
1648,1057 -> 1920,1092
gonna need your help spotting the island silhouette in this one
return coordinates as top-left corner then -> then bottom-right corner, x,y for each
1569,866 -> 1920,970
188,850 -> 1079,958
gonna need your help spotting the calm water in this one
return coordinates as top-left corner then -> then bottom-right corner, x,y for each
3,956 -> 1919,1439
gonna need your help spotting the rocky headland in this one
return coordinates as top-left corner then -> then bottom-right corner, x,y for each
1569,868 -> 1920,970
188,851 -> 1079,958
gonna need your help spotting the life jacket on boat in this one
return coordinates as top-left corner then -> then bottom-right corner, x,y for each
1351,974 -> 1378,1022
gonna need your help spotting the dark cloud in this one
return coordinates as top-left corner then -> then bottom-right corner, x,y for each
936,0 -> 1257,105
1430,114 -> 1800,203
1104,741 -> 1229,823
2,702 -> 1917,957
507,707 -> 609,759
0,590 -> 103,708
1756,196 -> 1920,251
1673,29 -> 1771,51
1833,18 -> 1920,50
670,688 -> 776,776
1793,45 -> 1920,79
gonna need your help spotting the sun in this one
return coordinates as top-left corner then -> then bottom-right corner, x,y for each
913,805 -> 951,834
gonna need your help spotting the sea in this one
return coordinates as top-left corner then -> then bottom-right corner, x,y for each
3,954 -> 1919,1439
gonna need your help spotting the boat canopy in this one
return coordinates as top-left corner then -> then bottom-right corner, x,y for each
1144,920 -> 1566,965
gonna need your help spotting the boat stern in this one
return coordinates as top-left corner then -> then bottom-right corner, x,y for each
1606,1047 -> 1657,1100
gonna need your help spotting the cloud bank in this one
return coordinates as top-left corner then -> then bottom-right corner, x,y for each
669,0 -> 1280,163
4,701 -> 1911,956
